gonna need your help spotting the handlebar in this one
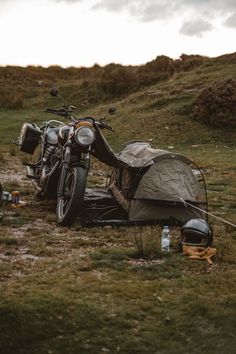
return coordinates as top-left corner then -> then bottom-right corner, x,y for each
45,108 -> 56,113
45,108 -> 114,132
46,108 -> 63,115
45,107 -> 71,118
97,120 -> 115,132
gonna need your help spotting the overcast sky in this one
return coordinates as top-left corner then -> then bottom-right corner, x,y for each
0,0 -> 235,67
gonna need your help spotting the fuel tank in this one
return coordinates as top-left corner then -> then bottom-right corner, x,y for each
45,128 -> 59,145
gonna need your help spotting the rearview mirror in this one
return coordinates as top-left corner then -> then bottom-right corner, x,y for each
49,87 -> 59,97
108,107 -> 116,115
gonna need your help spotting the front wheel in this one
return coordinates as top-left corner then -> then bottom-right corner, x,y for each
57,166 -> 87,226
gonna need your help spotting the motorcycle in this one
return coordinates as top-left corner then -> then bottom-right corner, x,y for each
16,88 -> 117,226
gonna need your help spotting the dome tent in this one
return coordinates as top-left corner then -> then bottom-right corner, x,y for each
82,141 -> 207,226
128,152 -> 204,223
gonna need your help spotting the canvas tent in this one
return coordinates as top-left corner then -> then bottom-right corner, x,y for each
82,141 -> 206,226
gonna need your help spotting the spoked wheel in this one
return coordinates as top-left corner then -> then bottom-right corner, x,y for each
57,166 -> 87,226
0,182 -> 2,205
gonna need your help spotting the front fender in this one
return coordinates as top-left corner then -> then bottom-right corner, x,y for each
58,152 -> 90,197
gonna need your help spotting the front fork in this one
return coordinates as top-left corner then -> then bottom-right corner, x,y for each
57,145 -> 90,198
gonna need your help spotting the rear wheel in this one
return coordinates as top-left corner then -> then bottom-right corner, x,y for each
57,166 -> 87,226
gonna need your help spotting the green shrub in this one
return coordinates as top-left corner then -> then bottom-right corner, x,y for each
137,55 -> 175,86
177,54 -> 208,71
192,78 -> 236,127
0,91 -> 24,109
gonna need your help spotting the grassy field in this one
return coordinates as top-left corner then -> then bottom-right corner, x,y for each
0,58 -> 236,354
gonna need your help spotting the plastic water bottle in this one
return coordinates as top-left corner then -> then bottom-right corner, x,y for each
161,226 -> 170,252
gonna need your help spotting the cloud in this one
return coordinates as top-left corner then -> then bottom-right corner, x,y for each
92,0 -> 178,21
52,0 -> 236,35
53,0 -> 83,2
224,12 -> 236,28
0,0 -> 12,4
0,0 -> 15,9
57,0 -> 236,16
92,0 -> 236,19
180,19 -> 213,37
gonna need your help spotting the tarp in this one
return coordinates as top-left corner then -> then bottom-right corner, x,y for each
129,199 -> 202,223
134,157 -> 203,202
93,131 -> 170,169
89,138 -> 206,225
92,125 -> 130,169
117,141 -> 169,168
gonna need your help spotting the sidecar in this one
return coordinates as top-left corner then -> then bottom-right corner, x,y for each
81,136 -> 208,227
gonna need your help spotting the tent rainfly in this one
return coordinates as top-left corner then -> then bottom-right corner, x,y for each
82,141 -> 207,226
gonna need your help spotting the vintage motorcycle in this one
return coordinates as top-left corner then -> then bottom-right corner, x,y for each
17,88 -> 118,225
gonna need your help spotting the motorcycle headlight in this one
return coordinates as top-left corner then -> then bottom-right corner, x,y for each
75,126 -> 95,147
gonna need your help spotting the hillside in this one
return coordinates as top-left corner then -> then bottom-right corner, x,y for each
0,54 -> 236,354
0,53 -> 235,117
0,52 -> 235,149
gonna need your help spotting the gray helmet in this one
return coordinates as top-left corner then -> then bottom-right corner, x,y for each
181,219 -> 213,247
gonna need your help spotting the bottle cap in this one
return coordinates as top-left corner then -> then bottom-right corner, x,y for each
11,191 -> 20,196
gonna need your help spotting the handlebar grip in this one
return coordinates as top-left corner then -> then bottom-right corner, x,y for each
99,121 -> 114,132
45,108 -> 56,113
45,108 -> 69,118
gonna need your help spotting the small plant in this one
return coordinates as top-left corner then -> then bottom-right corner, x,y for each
0,151 -> 5,163
132,226 -> 162,258
8,145 -> 16,156
0,91 -> 24,109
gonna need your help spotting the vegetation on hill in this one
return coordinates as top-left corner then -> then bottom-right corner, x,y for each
0,53 -> 235,129
193,78 -> 236,127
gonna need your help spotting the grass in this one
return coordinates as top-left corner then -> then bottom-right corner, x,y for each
0,168 -> 235,354
0,227 -> 235,354
0,59 -> 236,354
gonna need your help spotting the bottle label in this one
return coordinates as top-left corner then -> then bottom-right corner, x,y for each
161,238 -> 170,251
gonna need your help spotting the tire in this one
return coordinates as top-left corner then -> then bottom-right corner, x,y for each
0,182 -> 2,206
56,166 -> 87,226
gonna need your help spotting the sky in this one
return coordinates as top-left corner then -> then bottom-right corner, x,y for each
0,0 -> 235,67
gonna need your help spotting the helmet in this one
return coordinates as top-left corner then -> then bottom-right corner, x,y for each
181,219 -> 213,247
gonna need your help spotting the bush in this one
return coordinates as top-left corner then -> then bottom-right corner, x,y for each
0,91 -> 24,109
99,63 -> 138,97
192,78 -> 236,127
137,55 -> 175,86
176,54 -> 207,71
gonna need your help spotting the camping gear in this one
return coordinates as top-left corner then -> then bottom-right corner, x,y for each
11,191 -> 20,204
82,141 -> 208,226
182,245 -> 217,265
2,191 -> 12,202
18,123 -> 42,154
181,218 -> 213,247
